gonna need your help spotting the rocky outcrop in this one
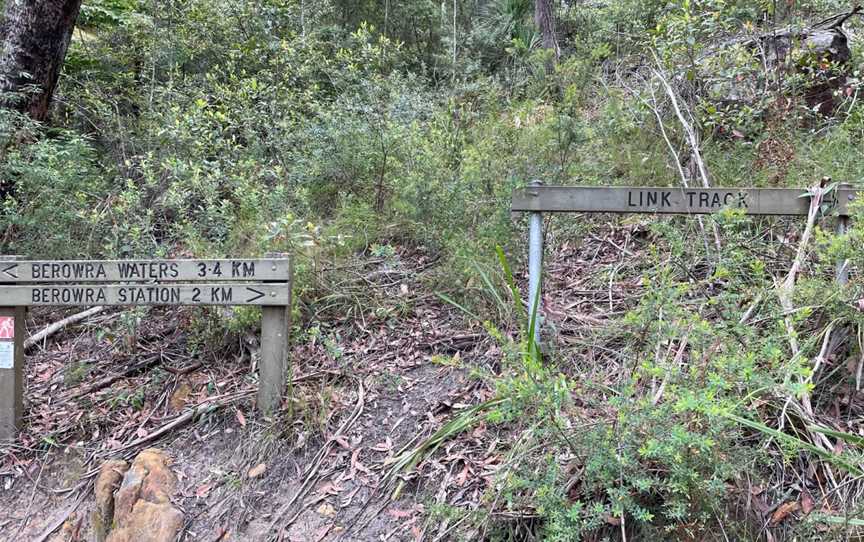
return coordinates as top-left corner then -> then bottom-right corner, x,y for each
92,448 -> 184,542
92,459 -> 129,542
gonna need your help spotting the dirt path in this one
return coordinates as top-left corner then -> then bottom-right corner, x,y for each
0,249 -> 499,541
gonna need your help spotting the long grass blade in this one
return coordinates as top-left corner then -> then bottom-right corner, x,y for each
724,412 -> 863,476
812,514 -> 864,527
496,245 -> 525,321
472,260 -> 507,315
385,397 -> 509,498
809,425 -> 864,448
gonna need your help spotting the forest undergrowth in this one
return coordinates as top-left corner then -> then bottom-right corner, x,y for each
2,0 -> 864,540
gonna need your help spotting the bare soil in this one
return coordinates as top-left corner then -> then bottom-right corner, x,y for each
0,248 -> 502,541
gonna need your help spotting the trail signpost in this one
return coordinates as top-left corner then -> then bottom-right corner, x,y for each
511,185 -> 857,215
0,257 -> 293,441
512,183 -> 859,344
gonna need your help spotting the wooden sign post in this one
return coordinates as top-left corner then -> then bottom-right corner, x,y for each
0,257 -> 293,441
0,256 -> 24,441
512,184 -> 859,345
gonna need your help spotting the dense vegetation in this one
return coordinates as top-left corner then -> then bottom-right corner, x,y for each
2,0 -> 864,539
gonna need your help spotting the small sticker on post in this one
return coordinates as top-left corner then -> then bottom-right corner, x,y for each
0,341 -> 13,369
0,316 -> 13,339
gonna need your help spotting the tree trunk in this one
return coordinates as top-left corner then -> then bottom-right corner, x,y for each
534,0 -> 558,72
0,0 -> 83,122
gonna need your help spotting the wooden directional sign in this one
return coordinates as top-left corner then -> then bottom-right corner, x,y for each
0,283 -> 291,306
511,186 -> 859,216
0,258 -> 290,283
0,255 -> 294,439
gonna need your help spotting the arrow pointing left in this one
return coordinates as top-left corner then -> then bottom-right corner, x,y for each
2,264 -> 17,279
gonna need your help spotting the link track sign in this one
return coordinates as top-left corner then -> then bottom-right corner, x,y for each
511,186 -> 859,215
511,183 -> 859,346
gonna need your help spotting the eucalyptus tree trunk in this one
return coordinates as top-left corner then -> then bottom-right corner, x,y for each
534,0 -> 559,73
0,0 -> 83,122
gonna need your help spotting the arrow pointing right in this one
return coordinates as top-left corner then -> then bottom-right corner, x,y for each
245,287 -> 265,303
1,264 -> 17,279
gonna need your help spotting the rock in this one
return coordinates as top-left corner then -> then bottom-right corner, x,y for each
95,448 -> 184,542
105,500 -> 184,542
112,449 -> 177,523
92,459 -> 129,542
247,462 -> 267,479
47,514 -> 80,542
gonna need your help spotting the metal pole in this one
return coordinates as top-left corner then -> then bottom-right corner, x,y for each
836,183 -> 851,285
528,180 -> 544,346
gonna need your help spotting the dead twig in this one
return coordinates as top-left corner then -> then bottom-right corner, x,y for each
13,457 -> 45,540
61,354 -> 162,401
857,325 -> 864,392
24,306 -> 105,352
650,55 -> 723,255
652,335 -> 689,406
162,361 -> 203,376
32,488 -> 89,542
774,184 -> 836,454
268,381 -> 366,540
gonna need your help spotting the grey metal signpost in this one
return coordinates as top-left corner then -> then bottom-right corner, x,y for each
527,180 -> 544,346
0,257 -> 293,441
836,183 -> 853,285
512,185 -> 859,344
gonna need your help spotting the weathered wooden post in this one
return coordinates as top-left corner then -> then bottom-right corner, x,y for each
527,180 -> 544,346
259,253 -> 292,416
0,256 -> 24,441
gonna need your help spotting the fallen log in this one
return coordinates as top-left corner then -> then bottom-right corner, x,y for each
24,306 -> 105,352
61,354 -> 161,401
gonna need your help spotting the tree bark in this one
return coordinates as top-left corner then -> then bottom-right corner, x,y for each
0,0 -> 83,122
534,0 -> 559,72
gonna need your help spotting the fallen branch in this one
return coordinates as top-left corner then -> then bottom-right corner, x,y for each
651,54 -> 723,254
32,489 -> 89,542
774,183 -> 835,453
24,306 -> 105,352
162,361 -> 203,376
61,354 -> 161,401
115,392 -> 252,454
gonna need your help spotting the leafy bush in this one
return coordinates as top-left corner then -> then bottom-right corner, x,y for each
3,0 -> 864,538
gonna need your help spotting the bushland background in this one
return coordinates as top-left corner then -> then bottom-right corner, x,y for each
2,1 -> 864,540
